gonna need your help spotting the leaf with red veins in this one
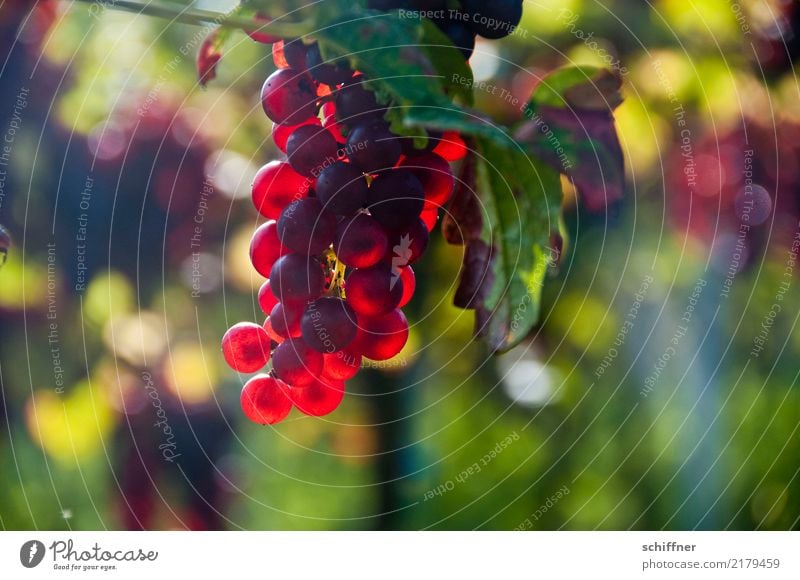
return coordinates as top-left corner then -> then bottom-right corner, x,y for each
515,66 -> 624,212
442,147 -> 481,245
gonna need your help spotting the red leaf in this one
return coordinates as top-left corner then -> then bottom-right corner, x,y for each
197,29 -> 222,88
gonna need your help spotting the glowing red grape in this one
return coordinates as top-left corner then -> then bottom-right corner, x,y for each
355,309 -> 409,361
249,220 -> 288,278
398,266 -> 415,308
290,377 -> 345,416
252,161 -> 311,219
345,265 -> 403,316
258,280 -> 279,315
433,131 -> 467,161
322,348 -> 362,381
335,212 -> 388,268
399,152 -> 454,208
240,374 -> 292,425
260,68 -> 318,126
221,322 -> 271,373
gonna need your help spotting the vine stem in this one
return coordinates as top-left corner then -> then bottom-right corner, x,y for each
71,0 -> 310,37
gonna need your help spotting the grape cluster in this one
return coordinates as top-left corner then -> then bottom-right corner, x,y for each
222,30 -> 468,425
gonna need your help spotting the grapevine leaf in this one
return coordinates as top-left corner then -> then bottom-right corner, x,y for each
442,146 -> 480,245
516,66 -> 624,211
404,106 -> 511,146
418,18 -> 473,105
314,12 -> 465,115
455,137 -> 563,352
528,65 -> 623,110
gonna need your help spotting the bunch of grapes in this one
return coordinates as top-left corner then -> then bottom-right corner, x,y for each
221,2 -> 522,425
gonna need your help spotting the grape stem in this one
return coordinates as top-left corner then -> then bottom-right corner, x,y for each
71,0 -> 309,37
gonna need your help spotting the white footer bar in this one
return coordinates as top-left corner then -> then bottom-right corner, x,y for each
1,531 -> 797,579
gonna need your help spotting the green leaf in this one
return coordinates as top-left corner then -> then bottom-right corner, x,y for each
454,137 -> 563,352
527,65 -> 623,111
418,18 -> 473,105
316,12 -> 452,107
404,106 -> 512,146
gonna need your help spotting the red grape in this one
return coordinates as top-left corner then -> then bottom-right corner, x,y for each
272,338 -> 324,387
252,161 -> 311,219
249,221 -> 288,277
301,296 -> 358,352
345,264 -> 403,316
221,322 -> 271,373
290,376 -> 345,416
433,131 -> 467,161
399,152 -> 454,208
260,68 -> 318,125
240,374 -> 293,425
355,309 -> 409,361
258,280 -> 279,315
398,265 -> 415,308
335,212 -> 388,268
263,317 -> 285,344
321,101 -> 346,143
322,348 -> 362,381
420,206 -> 438,231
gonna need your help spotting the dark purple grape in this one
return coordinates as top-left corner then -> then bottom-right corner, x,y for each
286,124 -> 340,177
335,213 -> 388,268
305,42 -> 353,86
384,217 -> 429,266
346,122 -> 402,174
283,39 -> 308,70
461,0 -> 523,39
434,19 -> 476,59
335,78 -> 383,125
272,338 -> 324,387
269,301 -> 304,339
277,198 -> 337,255
367,168 -> 424,229
301,297 -> 358,353
269,253 -> 326,303
316,161 -> 368,216
345,264 -> 403,316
